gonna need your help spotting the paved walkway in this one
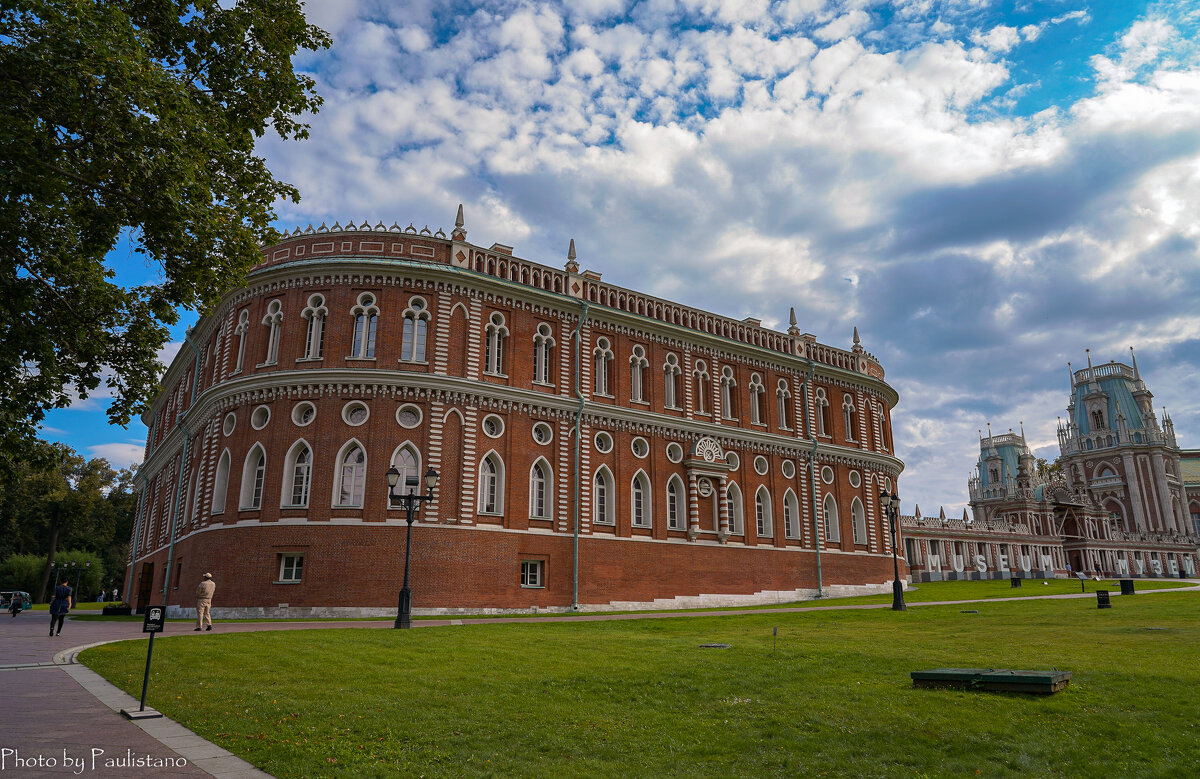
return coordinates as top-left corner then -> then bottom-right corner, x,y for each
3,582 -> 1197,776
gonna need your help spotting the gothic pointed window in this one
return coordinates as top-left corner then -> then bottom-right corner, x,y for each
593,467 -> 614,525
721,366 -> 737,419
283,441 -> 312,508
533,323 -> 555,385
401,296 -> 430,362
479,452 -> 505,514
663,353 -> 681,408
843,394 -> 858,442
593,337 -> 613,396
852,497 -> 867,544
784,490 -> 799,539
350,293 -> 378,359
240,444 -> 266,510
530,459 -> 552,519
777,379 -> 791,430
631,471 -> 651,528
630,345 -> 648,402
233,310 -> 250,373
301,294 -> 327,359
823,493 -> 840,542
391,445 -> 420,502
726,482 -> 744,534
749,373 -> 765,425
1091,409 -> 1105,430
755,487 -> 773,538
667,477 -> 684,530
211,449 -> 231,514
815,387 -> 830,437
693,360 -> 710,414
484,312 -> 508,375
261,300 -> 283,365
335,443 -> 366,507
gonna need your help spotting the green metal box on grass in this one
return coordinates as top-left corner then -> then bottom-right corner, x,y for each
911,668 -> 1072,694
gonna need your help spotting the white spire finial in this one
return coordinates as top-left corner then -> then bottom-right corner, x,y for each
789,307 -> 797,327
1129,346 -> 1140,379
455,203 -> 464,228
568,238 -> 576,261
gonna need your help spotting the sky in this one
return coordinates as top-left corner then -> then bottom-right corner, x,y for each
40,0 -> 1200,517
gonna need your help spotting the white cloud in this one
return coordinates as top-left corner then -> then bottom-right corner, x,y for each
88,443 -> 144,469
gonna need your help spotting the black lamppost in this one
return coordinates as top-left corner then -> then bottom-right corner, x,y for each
387,465 -> 439,629
74,562 -> 90,604
880,490 -> 906,611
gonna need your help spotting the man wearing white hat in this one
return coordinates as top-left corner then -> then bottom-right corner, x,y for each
194,573 -> 216,632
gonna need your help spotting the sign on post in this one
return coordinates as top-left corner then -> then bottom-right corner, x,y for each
143,605 -> 165,633
122,605 -> 166,720
1096,590 -> 1111,609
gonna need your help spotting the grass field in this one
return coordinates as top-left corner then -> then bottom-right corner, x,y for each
80,585 -> 1200,777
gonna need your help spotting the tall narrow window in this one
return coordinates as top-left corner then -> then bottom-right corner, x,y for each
823,493 -> 840,542
401,297 -> 430,362
755,487 -> 773,538
816,388 -> 830,437
593,467 -> 614,524
391,446 -> 419,502
726,482 -> 744,534
484,312 -> 508,375
350,293 -> 378,359
533,323 -> 555,384
233,310 -> 249,373
631,472 -> 651,527
777,380 -> 791,429
301,294 -> 327,359
630,345 -> 648,402
530,460 -> 551,519
261,300 -> 283,365
784,490 -> 799,538
852,497 -> 867,544
843,394 -> 858,442
240,445 -> 266,510
212,450 -> 230,514
721,366 -> 737,419
693,360 -> 710,414
336,443 -> 366,507
593,337 -> 613,396
749,373 -> 765,425
667,477 -> 684,530
479,453 -> 505,514
284,442 -> 312,507
664,353 -> 681,408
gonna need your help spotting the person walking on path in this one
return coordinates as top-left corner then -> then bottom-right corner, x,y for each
48,579 -> 72,636
195,573 -> 215,631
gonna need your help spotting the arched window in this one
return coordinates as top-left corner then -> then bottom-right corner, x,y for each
755,487 -> 773,538
630,345 -> 648,402
593,467 -> 614,525
335,443 -> 366,507
667,477 -> 684,530
233,310 -> 250,373
823,493 -> 840,542
1091,409 -> 1104,429
301,294 -> 327,359
663,354 -> 681,408
721,366 -> 737,419
749,373 -> 765,425
260,300 -> 283,365
530,459 -> 552,519
726,482 -> 744,534
852,497 -> 867,544
211,449 -> 231,514
533,323 -> 555,384
784,490 -> 799,539
479,452 -> 505,514
240,444 -> 266,509
843,394 -> 858,442
693,360 -> 710,414
816,388 -> 830,437
401,296 -> 430,362
282,441 -> 312,507
593,337 -> 613,396
631,471 -> 651,527
484,312 -> 508,375
350,293 -> 378,359
390,445 -> 420,503
777,379 -> 791,430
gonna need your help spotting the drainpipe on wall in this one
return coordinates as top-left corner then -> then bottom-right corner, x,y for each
801,359 -> 823,598
570,301 -> 589,611
159,330 -> 202,608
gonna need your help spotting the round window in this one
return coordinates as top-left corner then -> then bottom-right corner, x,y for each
343,402 -> 369,426
782,460 -> 796,479
291,402 -> 316,427
532,422 -> 553,445
250,405 -> 270,430
396,405 -> 422,429
222,412 -> 236,436
482,414 -> 504,438
849,470 -> 861,488
754,456 -> 769,475
631,437 -> 649,459
726,452 -> 740,470
594,432 -> 613,453
822,466 -> 835,484
666,443 -> 684,463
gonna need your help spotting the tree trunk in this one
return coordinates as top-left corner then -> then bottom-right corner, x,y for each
38,519 -> 61,603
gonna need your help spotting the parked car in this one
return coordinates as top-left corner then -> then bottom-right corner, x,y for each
1,591 -> 33,611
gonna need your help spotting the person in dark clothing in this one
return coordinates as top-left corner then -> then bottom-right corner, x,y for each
48,579 -> 72,636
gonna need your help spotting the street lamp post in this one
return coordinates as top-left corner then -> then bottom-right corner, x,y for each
387,465 -> 439,629
74,562 -> 90,604
880,490 -> 907,611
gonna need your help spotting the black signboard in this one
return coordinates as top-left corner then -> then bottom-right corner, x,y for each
1096,590 -> 1111,609
142,605 -> 166,633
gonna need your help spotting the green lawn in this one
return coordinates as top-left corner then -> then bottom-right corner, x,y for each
80,588 -> 1200,777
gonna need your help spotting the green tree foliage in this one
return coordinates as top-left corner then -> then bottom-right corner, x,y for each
0,1 -> 329,472
2,549 -> 104,601
1036,457 -> 1063,480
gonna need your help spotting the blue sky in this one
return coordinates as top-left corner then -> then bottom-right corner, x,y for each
42,0 -> 1200,515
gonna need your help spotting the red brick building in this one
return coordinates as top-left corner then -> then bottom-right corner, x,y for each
124,211 -> 905,616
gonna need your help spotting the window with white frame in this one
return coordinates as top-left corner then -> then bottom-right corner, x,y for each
520,560 -> 544,588
390,446 -> 420,505
240,445 -> 266,509
667,477 -> 684,530
401,296 -> 430,362
693,360 -> 710,414
749,373 -> 765,425
484,312 -> 508,375
852,497 -> 867,543
823,493 -> 840,542
261,300 -> 283,365
784,490 -> 799,539
755,487 -> 773,538
720,366 -> 737,419
335,443 -> 366,507
301,294 -> 327,359
593,337 -> 614,396
631,472 -> 651,527
350,293 -> 378,359
777,379 -> 791,429
278,554 -> 303,583
529,459 -> 551,519
815,387 -> 830,437
663,353 -> 681,408
843,394 -> 858,442
630,345 -> 648,402
593,467 -> 614,524
479,453 -> 505,514
233,310 -> 250,373
533,323 -> 555,384
726,482 -> 744,534
283,441 -> 312,507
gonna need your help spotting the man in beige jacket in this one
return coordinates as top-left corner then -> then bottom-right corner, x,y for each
194,573 -> 216,631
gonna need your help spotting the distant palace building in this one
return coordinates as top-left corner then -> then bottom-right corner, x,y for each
903,353 -> 1200,581
124,210 -> 906,616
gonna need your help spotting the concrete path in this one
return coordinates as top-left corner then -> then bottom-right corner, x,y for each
3,582 -> 1197,776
